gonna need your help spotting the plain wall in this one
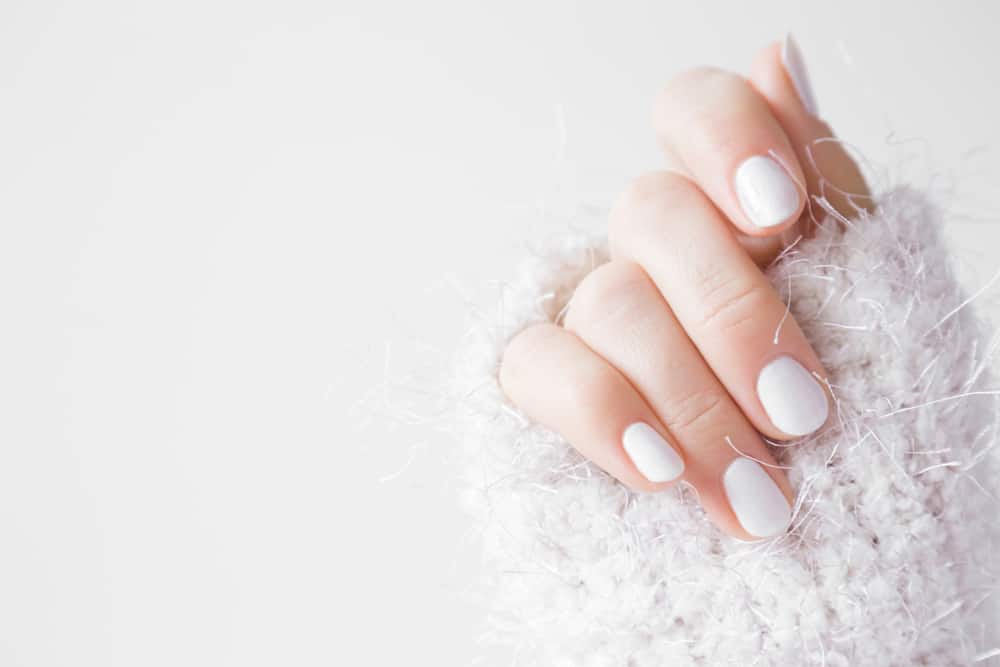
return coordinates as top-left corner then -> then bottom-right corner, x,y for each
1,1 -> 998,664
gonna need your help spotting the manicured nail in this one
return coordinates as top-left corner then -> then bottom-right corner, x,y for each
723,457 -> 792,538
622,422 -> 684,483
734,155 -> 802,228
757,356 -> 829,436
782,33 -> 819,116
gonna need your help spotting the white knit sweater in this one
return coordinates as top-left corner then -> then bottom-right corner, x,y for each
454,188 -> 1000,665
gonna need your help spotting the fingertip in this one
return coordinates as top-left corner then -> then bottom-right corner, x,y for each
733,152 -> 807,236
628,476 -> 681,495
722,456 -> 794,539
621,421 -> 687,488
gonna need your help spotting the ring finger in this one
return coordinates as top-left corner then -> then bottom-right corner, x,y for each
564,260 -> 795,539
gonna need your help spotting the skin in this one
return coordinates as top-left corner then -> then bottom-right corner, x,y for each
499,40 -> 871,541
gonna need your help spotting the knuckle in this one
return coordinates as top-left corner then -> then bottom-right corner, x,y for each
665,386 -> 729,436
657,67 -> 745,120
660,66 -> 735,101
696,271 -> 771,334
620,170 -> 696,207
655,67 -> 753,153
499,323 -> 561,392
564,260 -> 651,330
610,171 -> 698,249
499,323 -> 621,417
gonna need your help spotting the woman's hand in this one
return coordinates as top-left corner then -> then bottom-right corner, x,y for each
499,36 -> 869,540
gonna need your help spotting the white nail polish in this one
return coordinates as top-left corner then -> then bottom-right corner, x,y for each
622,422 -> 684,483
782,33 -> 819,116
734,155 -> 802,228
757,356 -> 829,436
723,457 -> 792,538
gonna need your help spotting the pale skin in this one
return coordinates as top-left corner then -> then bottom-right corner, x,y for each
499,37 -> 871,541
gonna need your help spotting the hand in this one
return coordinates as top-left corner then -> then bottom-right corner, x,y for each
499,36 -> 870,540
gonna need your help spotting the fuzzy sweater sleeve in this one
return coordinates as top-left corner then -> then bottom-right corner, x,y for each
453,188 -> 1000,666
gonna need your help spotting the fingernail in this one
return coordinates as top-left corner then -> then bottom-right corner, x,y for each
734,155 -> 802,228
782,33 -> 819,116
622,422 -> 684,483
757,356 -> 829,436
723,457 -> 792,538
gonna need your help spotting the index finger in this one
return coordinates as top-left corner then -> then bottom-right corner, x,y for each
652,67 -> 807,237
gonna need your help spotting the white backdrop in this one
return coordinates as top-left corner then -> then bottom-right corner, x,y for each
2,1 -> 998,665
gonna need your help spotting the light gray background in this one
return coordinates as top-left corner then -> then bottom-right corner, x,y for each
1,1 -> 998,665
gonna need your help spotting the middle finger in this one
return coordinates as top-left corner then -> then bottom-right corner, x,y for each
610,171 -> 831,441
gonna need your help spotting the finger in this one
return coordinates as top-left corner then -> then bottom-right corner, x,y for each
564,260 -> 793,540
652,67 -> 806,236
611,171 -> 831,441
499,323 -> 685,491
749,34 -> 871,224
